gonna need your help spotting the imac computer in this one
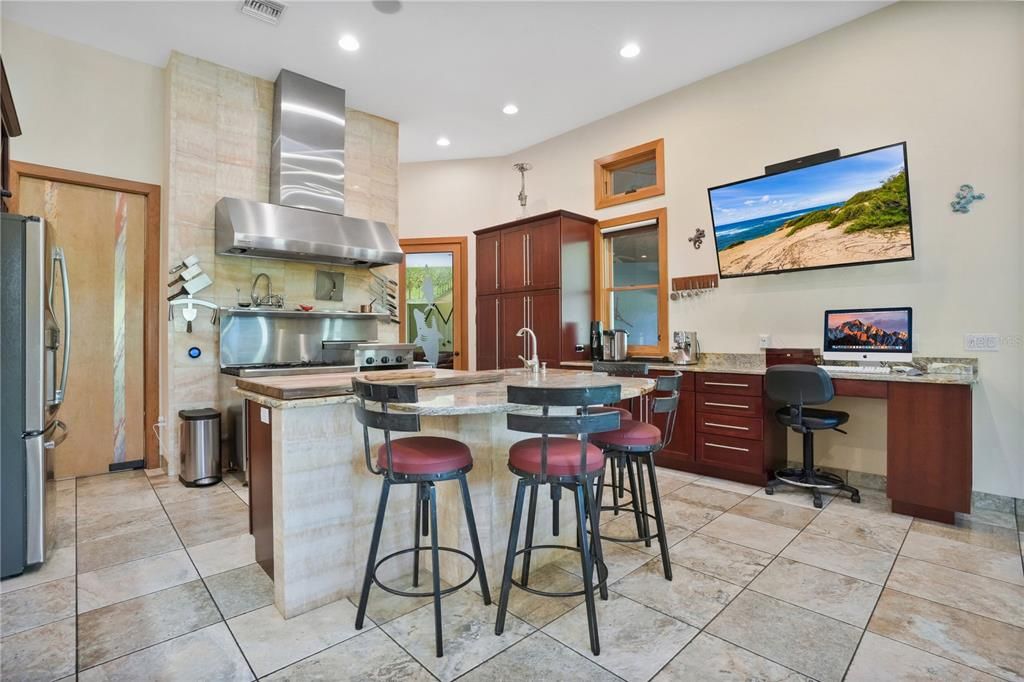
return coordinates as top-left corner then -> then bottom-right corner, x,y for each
822,307 -> 913,364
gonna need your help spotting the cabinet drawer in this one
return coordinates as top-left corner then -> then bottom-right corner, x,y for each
696,433 -> 763,472
696,392 -> 762,417
696,373 -> 762,396
696,412 -> 763,441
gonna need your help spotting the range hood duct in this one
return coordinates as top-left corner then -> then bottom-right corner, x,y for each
215,70 -> 402,267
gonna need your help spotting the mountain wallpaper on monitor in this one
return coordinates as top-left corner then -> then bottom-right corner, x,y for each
709,144 -> 913,277
826,311 -> 911,351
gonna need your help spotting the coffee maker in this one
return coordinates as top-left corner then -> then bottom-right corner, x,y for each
672,331 -> 700,365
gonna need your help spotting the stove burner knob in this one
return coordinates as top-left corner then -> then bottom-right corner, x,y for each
394,355 -> 404,363
364,357 -> 375,365
380,356 -> 391,364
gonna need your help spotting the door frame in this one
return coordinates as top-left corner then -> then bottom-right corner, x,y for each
398,237 -> 469,370
9,161 -> 163,469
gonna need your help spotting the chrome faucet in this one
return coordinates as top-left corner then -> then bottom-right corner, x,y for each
516,327 -> 540,373
251,272 -> 284,308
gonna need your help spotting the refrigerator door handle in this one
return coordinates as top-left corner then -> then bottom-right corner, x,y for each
43,420 -> 68,450
49,247 -> 71,405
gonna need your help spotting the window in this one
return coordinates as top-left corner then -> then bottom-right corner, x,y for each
593,139 -> 665,209
596,208 -> 668,356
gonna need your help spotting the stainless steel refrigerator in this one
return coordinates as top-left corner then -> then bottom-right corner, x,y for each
1,213 -> 71,578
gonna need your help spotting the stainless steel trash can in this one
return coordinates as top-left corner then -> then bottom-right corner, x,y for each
179,408 -> 221,487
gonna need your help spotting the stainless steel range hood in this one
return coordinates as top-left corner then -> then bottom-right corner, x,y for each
215,70 -> 402,267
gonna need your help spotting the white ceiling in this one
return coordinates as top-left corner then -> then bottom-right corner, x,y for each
4,1 -> 887,162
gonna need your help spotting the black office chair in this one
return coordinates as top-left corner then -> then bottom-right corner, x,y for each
764,365 -> 860,508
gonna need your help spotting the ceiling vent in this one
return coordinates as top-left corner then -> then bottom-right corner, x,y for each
240,0 -> 285,24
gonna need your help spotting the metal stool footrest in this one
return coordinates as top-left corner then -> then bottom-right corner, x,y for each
510,544 -> 608,598
371,546 -> 479,598
591,509 -> 664,544
773,467 -> 845,489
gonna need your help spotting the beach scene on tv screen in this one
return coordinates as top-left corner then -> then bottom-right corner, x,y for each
711,144 -> 912,277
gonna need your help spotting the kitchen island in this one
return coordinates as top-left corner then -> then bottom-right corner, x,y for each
236,368 -> 655,619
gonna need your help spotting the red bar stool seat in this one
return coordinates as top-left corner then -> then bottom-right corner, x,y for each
509,438 -> 606,476
591,420 -> 661,448
589,405 -> 633,421
377,437 -> 472,475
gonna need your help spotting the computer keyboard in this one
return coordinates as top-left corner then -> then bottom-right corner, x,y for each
818,365 -> 892,375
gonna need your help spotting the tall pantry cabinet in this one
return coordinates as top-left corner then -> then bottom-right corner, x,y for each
474,210 -> 596,370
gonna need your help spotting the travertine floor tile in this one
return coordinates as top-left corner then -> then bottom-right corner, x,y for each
544,591 -> 697,682
612,558 -> 741,627
348,570 -> 455,625
78,549 -> 198,613
708,591 -> 860,682
959,508 -> 1018,530
898,531 -> 1024,585
729,496 -> 819,530
656,632 -> 810,681
0,616 -> 75,682
461,631 -> 621,682
886,556 -> 1024,628
868,589 -> 1024,681
77,522 -> 182,574
383,589 -> 533,682
781,532 -> 895,585
657,495 -> 727,530
846,632 -> 999,681
75,488 -> 162,518
0,576 -> 75,636
804,509 -> 908,553
749,557 -> 882,627
164,493 -> 250,547
693,476 -> 762,496
750,486 -> 836,510
150,476 -> 234,505
556,541 -> 651,584
667,483 -> 748,512
505,563 -> 585,628
699,513 -> 798,554
263,627 -> 432,681
204,563 -> 274,619
77,580 -> 221,669
0,546 -> 75,594
228,598 -> 362,677
669,533 -> 773,586
911,517 -> 1021,553
187,533 -> 256,577
600,514 -> 689,555
78,623 -> 253,681
75,508 -> 168,544
826,488 -> 912,528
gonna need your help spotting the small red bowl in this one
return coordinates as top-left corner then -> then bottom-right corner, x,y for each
297,304 -> 314,312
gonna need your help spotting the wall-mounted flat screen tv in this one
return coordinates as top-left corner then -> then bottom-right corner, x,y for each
708,142 -> 914,278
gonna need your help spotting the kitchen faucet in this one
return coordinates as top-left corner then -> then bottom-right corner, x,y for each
251,272 -> 284,308
516,327 -> 540,373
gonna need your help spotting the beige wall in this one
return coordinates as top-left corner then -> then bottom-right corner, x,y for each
163,52 -> 400,472
1,21 -> 165,185
400,2 -> 1024,497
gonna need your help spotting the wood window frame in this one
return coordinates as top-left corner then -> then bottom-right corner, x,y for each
9,161 -> 163,469
398,236 -> 469,370
594,208 -> 669,357
593,138 -> 665,210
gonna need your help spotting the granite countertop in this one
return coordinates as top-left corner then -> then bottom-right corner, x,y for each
236,368 -> 656,414
563,353 -> 979,386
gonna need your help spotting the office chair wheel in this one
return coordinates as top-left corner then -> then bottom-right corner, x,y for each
851,493 -> 861,504
764,487 -> 774,496
812,490 -> 823,508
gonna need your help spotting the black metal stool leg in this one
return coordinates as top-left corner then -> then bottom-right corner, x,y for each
413,482 -> 423,588
609,460 -> 620,516
427,483 -> 443,657
583,478 -> 609,601
644,456 -> 673,581
356,479 -> 391,629
521,482 -> 538,587
574,482 -> 600,656
458,473 -> 491,604
624,454 -> 644,538
496,479 -> 527,636
633,457 -> 652,547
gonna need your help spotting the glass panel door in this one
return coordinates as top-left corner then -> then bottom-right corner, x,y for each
404,251 -> 456,369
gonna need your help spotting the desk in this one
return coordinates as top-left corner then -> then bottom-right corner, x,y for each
563,356 -> 977,524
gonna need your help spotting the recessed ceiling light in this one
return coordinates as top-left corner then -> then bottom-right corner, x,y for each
619,42 -> 641,59
338,34 -> 360,52
436,136 -> 451,147
502,103 -> 519,115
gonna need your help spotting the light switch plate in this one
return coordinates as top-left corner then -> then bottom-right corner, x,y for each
759,334 -> 771,349
964,334 -> 999,352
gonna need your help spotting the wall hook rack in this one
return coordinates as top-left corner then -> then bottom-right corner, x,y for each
669,273 -> 719,300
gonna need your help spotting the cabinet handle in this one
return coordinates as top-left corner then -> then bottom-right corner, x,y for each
703,401 -> 750,410
525,233 -> 531,285
494,241 -> 499,289
522,234 -> 527,286
704,381 -> 750,388
705,441 -> 750,452
704,421 -> 750,431
495,298 -> 500,362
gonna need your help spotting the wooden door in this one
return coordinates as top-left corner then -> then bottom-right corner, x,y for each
476,295 -> 500,370
399,238 -> 469,370
658,391 -> 696,467
500,292 -> 528,369
500,226 -> 528,291
528,289 -> 561,367
476,233 -> 501,296
15,172 -> 153,477
526,218 -> 561,290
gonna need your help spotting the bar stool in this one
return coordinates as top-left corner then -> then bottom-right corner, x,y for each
589,362 -> 650,519
351,379 -> 490,658
591,372 -> 682,581
495,383 -> 622,656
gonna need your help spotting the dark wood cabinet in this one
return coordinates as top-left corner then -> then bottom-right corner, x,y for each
1,58 -> 22,213
246,400 -> 274,579
475,210 -> 596,370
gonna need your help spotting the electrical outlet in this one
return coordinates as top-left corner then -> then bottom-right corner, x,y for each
759,334 -> 771,349
964,334 -> 1000,352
